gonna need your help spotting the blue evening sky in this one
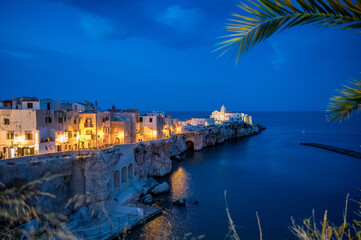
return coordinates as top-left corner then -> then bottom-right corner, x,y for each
0,0 -> 360,111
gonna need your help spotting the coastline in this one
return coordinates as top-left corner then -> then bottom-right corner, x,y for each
0,122 -> 265,240
119,122 -> 266,239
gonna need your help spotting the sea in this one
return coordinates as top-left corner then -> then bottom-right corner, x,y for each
128,111 -> 361,240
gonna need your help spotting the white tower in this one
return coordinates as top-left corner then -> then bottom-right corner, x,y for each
221,105 -> 226,113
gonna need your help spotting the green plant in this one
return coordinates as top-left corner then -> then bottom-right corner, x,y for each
327,79 -> 361,121
215,0 -> 361,121
216,0 -> 361,62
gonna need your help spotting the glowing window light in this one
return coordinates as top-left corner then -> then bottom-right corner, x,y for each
14,136 -> 25,146
56,134 -> 67,143
35,133 -> 39,151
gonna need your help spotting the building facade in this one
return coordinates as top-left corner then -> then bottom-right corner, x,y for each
137,111 -> 165,141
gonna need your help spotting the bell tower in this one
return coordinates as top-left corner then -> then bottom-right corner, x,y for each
221,105 -> 226,113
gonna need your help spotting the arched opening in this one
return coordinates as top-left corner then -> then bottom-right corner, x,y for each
186,140 -> 194,151
128,164 -> 133,179
121,167 -> 127,183
114,137 -> 120,145
114,170 -> 120,188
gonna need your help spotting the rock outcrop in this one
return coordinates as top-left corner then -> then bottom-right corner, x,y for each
151,182 -> 170,195
134,122 -> 264,178
134,140 -> 173,178
172,198 -> 186,206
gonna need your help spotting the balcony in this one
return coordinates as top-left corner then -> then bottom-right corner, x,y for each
84,123 -> 93,128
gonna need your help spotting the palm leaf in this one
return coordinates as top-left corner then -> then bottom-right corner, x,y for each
216,0 -> 361,62
326,79 -> 361,121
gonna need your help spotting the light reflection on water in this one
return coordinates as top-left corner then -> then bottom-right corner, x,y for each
137,214 -> 174,240
171,167 -> 191,201
135,167 -> 193,240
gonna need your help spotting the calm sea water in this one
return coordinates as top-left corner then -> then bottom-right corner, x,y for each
129,111 -> 361,240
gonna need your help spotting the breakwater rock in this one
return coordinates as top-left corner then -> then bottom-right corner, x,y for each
300,142 -> 361,159
134,122 -> 263,178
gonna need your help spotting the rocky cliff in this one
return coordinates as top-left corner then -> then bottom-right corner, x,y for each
134,122 -> 263,178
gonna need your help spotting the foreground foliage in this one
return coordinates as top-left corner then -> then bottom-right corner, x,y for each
216,0 -> 361,62
216,0 -> 361,121
224,191 -> 361,239
327,79 -> 361,122
0,175 -> 77,239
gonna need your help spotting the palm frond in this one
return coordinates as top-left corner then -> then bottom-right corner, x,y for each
216,0 -> 361,62
326,79 -> 361,121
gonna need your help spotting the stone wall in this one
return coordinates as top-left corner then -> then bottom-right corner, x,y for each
0,145 -> 139,224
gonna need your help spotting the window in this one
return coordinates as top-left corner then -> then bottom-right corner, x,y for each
86,130 -> 92,135
139,117 -> 143,122
7,132 -> 14,140
4,118 -> 10,125
149,117 -> 153,123
86,118 -> 92,123
27,103 -> 33,108
74,119 -> 77,124
122,167 -> 127,183
114,170 -> 120,188
25,132 -> 33,140
45,117 -> 52,123
68,131 -> 72,138
64,116 -> 66,122
128,164 -> 133,179
58,118 -> 63,123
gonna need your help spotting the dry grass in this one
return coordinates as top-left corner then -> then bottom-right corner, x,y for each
0,174 -> 78,239
224,191 -> 361,240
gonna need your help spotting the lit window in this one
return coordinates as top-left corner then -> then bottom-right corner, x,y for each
7,132 -> 14,140
25,132 -> 33,140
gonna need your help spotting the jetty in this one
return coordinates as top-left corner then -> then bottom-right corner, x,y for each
300,142 -> 361,159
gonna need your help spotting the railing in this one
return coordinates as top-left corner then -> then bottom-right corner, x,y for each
0,219 -> 38,240
84,123 -> 93,128
0,223 -> 26,240
72,213 -> 139,240
0,214 -> 139,240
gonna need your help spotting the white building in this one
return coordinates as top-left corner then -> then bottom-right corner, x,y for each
0,109 -> 68,159
210,105 -> 252,124
137,111 -> 165,141
191,117 -> 215,126
1,97 -> 40,110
